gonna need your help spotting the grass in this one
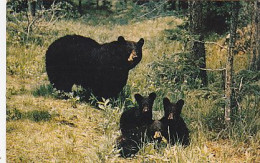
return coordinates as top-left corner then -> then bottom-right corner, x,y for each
6,7 -> 260,162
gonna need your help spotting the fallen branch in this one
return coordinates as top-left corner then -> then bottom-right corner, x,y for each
199,68 -> 226,71
192,39 -> 228,50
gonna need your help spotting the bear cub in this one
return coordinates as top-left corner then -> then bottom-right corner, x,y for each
120,92 -> 156,136
161,98 -> 190,146
117,92 -> 156,157
147,120 -> 166,143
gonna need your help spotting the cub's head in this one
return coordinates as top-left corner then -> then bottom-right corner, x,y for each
163,98 -> 184,120
134,92 -> 156,120
149,120 -> 165,142
117,36 -> 144,69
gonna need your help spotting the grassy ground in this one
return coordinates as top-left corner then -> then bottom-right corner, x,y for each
6,11 -> 260,162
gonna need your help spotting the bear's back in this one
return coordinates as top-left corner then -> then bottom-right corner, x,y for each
46,35 -> 100,59
120,108 -> 141,135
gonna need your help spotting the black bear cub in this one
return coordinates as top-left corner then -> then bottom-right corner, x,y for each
120,92 -> 156,136
161,98 -> 190,146
147,120 -> 165,143
46,35 -> 144,98
117,92 -> 156,157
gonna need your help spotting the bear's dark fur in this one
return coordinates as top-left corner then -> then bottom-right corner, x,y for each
147,120 -> 166,143
115,134 -> 141,158
117,92 -> 156,157
161,98 -> 190,146
120,92 -> 156,136
45,35 -> 144,98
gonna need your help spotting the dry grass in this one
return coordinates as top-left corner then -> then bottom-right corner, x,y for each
6,13 -> 260,162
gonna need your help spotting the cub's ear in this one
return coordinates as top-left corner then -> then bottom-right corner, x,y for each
137,38 -> 144,47
134,93 -> 143,103
149,92 -> 156,101
176,99 -> 184,113
118,36 -> 126,43
163,97 -> 171,107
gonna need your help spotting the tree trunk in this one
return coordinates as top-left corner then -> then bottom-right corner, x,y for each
36,0 -> 42,10
96,0 -> 99,8
28,0 -> 37,17
250,0 -> 260,71
79,0 -> 82,15
189,1 -> 207,86
225,2 -> 240,126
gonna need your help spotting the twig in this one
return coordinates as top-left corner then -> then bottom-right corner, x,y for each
27,15 -> 39,40
199,68 -> 226,71
192,39 -> 228,50
138,0 -> 168,19
239,77 -> 243,92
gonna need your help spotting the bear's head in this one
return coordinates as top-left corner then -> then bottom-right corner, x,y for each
148,120 -> 165,142
163,98 -> 184,120
117,36 -> 144,69
134,92 -> 156,121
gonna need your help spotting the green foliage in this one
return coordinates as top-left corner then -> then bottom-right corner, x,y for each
26,110 -> 52,122
7,108 -> 51,122
7,108 -> 22,121
6,0 -> 76,46
165,22 -> 189,43
234,70 -> 260,96
110,85 -> 136,111
7,0 -> 28,13
96,98 -> 122,134
32,84 -> 57,98
203,105 -> 225,134
150,52 -> 202,92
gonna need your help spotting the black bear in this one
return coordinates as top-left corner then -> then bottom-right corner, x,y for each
161,98 -> 190,146
147,120 -> 166,143
115,134 -> 141,158
117,92 -> 156,157
120,92 -> 156,136
45,35 -> 144,98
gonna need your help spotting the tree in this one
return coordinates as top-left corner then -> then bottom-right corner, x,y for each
27,0 -> 44,17
189,1 -> 207,86
96,0 -> 99,8
79,0 -> 82,15
28,0 -> 37,17
225,2 -> 240,126
250,0 -> 260,71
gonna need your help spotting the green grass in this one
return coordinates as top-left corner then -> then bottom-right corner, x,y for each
6,5 -> 260,162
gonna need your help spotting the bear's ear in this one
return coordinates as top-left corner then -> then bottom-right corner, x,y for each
149,92 -> 156,101
176,99 -> 184,113
134,93 -> 143,104
118,36 -> 126,43
163,97 -> 171,108
137,38 -> 144,47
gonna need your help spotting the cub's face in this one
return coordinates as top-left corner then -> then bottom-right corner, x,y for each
149,120 -> 165,142
163,98 -> 184,120
117,36 -> 144,69
134,92 -> 156,115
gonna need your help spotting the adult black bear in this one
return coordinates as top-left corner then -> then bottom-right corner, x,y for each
161,98 -> 190,146
45,35 -> 144,98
